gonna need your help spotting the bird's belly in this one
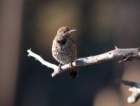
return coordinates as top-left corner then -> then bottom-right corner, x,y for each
53,49 -> 71,64
57,54 -> 71,64
52,46 -> 76,64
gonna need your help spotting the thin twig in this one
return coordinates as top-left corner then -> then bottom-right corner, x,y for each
27,47 -> 140,77
121,80 -> 140,104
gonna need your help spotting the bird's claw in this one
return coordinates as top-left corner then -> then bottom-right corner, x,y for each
58,64 -> 63,72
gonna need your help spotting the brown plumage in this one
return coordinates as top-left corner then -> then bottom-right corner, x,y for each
52,26 -> 78,78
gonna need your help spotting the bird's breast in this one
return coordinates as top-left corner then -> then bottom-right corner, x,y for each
52,39 -> 77,64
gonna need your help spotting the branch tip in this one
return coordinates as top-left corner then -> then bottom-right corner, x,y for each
27,48 -> 32,56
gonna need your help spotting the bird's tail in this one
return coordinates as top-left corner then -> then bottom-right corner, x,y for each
69,67 -> 78,78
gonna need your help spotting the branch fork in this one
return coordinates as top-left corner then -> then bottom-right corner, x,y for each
27,47 -> 140,103
27,47 -> 140,77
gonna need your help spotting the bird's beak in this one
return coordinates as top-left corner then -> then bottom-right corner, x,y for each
67,29 -> 77,34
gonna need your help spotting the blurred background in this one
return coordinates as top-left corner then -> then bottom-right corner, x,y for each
1,0 -> 140,106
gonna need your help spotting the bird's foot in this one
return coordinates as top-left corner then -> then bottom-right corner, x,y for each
58,64 -> 63,72
69,62 -> 78,79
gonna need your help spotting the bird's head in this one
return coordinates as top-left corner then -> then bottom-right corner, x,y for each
56,26 -> 77,37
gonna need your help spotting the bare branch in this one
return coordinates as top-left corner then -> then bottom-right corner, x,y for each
27,49 -> 60,77
121,80 -> 140,104
27,47 -> 140,77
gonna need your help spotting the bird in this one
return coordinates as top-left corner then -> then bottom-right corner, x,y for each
52,26 -> 78,78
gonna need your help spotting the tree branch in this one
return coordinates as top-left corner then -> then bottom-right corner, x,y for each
121,80 -> 140,104
27,47 -> 140,77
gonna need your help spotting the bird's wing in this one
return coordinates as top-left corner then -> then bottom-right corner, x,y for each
70,38 -> 77,60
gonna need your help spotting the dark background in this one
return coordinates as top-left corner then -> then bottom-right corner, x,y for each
1,0 -> 140,106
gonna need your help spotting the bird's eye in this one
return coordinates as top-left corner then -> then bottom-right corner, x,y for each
57,39 -> 67,45
63,27 -> 69,33
63,30 -> 68,33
